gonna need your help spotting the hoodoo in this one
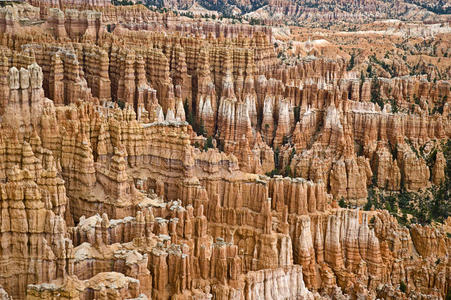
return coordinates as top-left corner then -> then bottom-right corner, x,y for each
0,0 -> 449,299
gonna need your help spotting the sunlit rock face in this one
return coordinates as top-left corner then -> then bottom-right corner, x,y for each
0,1 -> 449,299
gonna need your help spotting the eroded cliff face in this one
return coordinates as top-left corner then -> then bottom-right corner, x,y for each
0,3 -> 448,300
94,0 -> 450,24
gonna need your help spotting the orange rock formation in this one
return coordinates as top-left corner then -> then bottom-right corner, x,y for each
0,2 -> 448,300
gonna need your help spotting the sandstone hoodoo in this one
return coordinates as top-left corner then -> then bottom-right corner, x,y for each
0,0 -> 449,299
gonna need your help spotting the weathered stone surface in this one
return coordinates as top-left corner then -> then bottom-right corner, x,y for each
0,3 -> 448,300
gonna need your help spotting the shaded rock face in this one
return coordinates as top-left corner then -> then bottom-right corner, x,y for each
0,3 -> 448,300
0,61 -> 446,300
2,21 -> 447,199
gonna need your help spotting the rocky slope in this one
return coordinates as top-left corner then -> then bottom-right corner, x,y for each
142,0 -> 450,23
0,2 -> 448,300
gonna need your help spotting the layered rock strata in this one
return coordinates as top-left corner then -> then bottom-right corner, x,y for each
0,4 -> 448,300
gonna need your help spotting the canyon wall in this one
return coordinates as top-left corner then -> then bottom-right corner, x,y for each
0,3 -> 448,300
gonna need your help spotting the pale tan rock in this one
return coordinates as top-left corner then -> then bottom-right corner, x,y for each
0,9 -> 448,300
432,151 -> 446,185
